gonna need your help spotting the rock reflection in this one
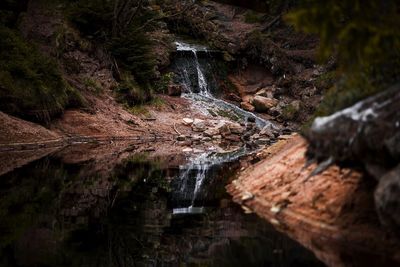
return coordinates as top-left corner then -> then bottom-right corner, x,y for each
0,143 -> 324,267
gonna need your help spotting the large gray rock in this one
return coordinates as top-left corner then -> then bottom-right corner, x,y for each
375,164 -> 400,236
192,119 -> 206,132
306,85 -> 400,233
306,86 -> 400,177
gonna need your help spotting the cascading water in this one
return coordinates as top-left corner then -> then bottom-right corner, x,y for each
171,41 -> 271,214
174,41 -> 270,128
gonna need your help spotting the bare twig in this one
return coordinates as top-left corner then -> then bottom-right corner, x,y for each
173,123 -> 182,135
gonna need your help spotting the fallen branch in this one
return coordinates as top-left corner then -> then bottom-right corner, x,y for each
173,123 -> 182,135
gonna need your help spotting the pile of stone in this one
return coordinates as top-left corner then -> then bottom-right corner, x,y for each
177,117 -> 280,146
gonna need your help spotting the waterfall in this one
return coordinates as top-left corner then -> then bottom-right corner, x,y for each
171,41 -> 271,214
174,41 -> 270,128
175,41 -> 210,96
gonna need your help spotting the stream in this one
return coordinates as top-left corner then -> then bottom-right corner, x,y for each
0,41 -> 326,266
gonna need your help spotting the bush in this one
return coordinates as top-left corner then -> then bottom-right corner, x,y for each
287,0 -> 400,116
0,26 -> 83,123
68,0 -> 157,87
115,72 -> 153,106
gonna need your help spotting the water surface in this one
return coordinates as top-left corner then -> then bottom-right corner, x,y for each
0,144 -> 325,267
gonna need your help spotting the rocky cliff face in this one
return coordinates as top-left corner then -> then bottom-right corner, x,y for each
306,85 -> 400,234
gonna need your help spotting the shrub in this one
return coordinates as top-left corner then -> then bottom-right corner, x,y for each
115,72 -> 153,106
0,26 -> 83,123
68,0 -> 157,89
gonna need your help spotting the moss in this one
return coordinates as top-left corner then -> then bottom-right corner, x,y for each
216,109 -> 240,122
0,25 -> 83,123
281,104 -> 299,121
314,71 -> 337,91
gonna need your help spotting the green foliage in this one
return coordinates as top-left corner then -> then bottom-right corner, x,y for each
0,25 -> 83,123
154,72 -> 174,93
287,0 -> 400,115
287,0 -> 400,70
68,0 -> 157,85
83,77 -> 102,94
314,71 -> 337,91
281,103 -> 299,120
315,71 -> 381,117
110,31 -> 157,84
115,72 -> 153,106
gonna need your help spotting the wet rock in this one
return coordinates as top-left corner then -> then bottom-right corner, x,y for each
228,122 -> 245,135
260,125 -> 276,138
168,84 -> 183,96
216,121 -> 231,137
252,96 -> 279,113
192,119 -> 206,132
228,93 -> 242,102
247,117 -> 256,123
241,101 -> 255,112
182,118 -> 194,125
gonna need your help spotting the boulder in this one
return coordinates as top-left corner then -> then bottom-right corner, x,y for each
192,119 -> 206,132
204,127 -> 220,137
375,164 -> 400,235
212,135 -> 222,140
252,96 -> 278,113
241,102 -> 255,112
256,88 -> 274,99
215,121 -> 231,136
182,118 -> 194,125
168,84 -> 183,96
306,85 -> 400,233
228,122 -> 245,134
260,124 -> 276,138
